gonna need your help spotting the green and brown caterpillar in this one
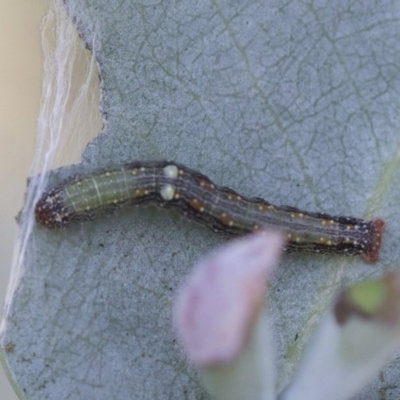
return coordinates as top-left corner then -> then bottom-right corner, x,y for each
35,160 -> 385,263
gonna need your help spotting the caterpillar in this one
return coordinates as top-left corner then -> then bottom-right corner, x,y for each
35,160 -> 385,263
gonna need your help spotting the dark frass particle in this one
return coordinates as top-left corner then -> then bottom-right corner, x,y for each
35,160 -> 385,263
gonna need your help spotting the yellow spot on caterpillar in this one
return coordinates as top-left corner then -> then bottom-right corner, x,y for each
219,213 -> 233,226
134,189 -> 146,197
227,194 -> 241,201
199,179 -> 212,189
189,198 -> 204,211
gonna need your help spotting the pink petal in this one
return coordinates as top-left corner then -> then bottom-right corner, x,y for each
174,231 -> 285,367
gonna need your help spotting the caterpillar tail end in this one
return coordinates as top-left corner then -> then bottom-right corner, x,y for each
362,218 -> 385,263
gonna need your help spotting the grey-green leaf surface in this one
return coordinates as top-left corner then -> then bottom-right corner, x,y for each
2,0 -> 400,399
